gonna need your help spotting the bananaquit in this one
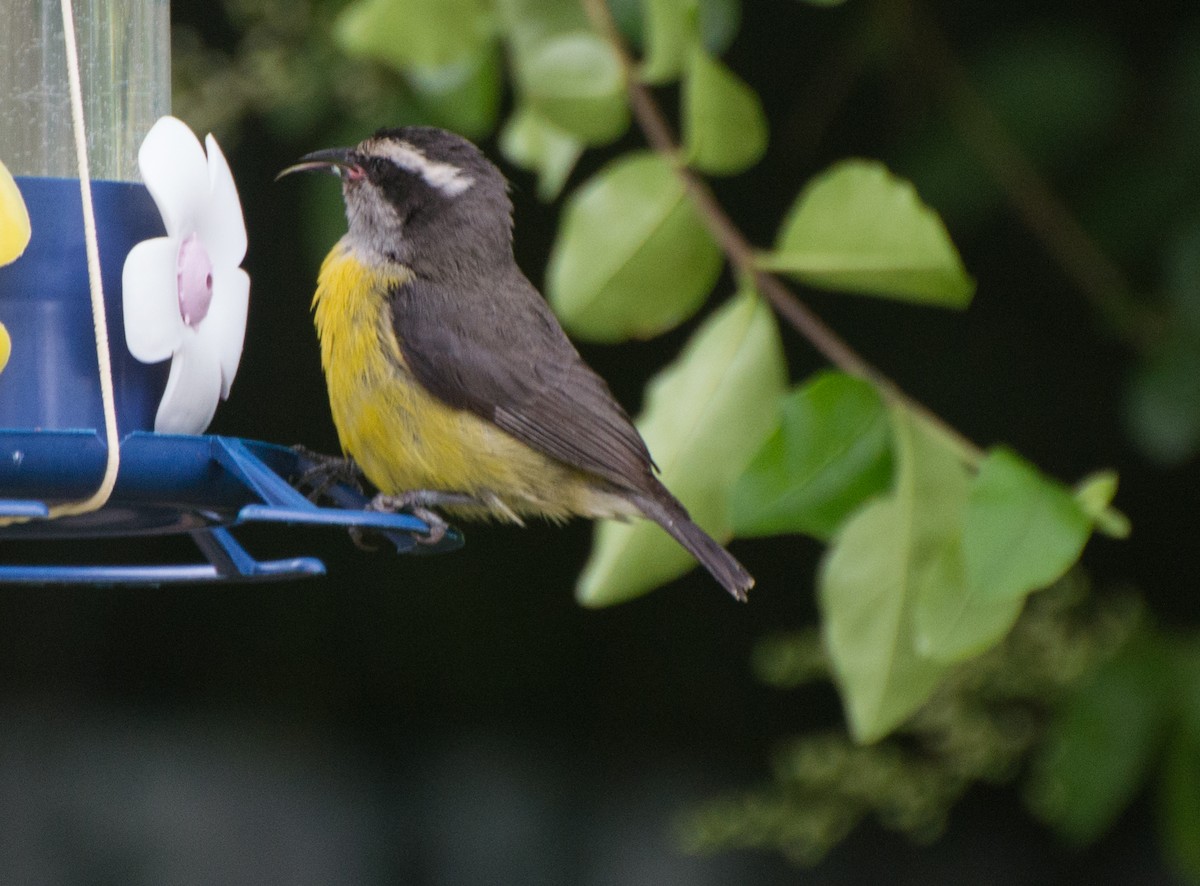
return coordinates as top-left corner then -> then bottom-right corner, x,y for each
279,126 -> 753,600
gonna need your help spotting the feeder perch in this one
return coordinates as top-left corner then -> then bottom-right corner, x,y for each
0,0 -> 459,584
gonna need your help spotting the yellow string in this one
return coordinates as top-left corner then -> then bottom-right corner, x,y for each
45,0 -> 121,518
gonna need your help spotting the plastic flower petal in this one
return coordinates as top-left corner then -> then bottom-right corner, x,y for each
123,237 -> 187,362
0,157 -> 30,375
197,135 -> 247,269
206,265 -> 251,399
155,334 -> 223,435
136,117 -> 210,239
0,157 -> 31,265
123,116 -> 249,434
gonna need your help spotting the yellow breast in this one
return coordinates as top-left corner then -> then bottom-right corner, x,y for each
311,240 -> 624,522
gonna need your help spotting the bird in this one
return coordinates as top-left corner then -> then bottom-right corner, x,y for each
278,126 -> 753,600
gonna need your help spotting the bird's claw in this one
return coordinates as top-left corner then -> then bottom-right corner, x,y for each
290,445 -> 365,502
365,492 -> 456,546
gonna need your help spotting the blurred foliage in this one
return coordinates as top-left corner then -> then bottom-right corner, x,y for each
171,0 -> 1200,878
682,576 -> 1142,863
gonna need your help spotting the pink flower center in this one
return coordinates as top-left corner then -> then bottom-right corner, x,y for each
176,233 -> 214,329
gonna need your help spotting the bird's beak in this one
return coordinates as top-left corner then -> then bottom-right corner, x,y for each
275,147 -> 355,181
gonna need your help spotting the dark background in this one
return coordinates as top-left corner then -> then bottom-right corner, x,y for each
1,0 -> 1197,881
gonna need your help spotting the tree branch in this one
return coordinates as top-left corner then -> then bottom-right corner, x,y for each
581,0 -> 982,465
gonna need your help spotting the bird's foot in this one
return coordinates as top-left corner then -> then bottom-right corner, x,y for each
290,445 -> 366,502
356,490 -> 482,547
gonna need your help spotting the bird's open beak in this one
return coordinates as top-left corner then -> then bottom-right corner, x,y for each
275,147 -> 355,181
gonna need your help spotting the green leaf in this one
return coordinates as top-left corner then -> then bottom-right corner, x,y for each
911,554 -> 1026,663
962,448 -> 1092,602
1073,470 -> 1130,539
547,152 -> 724,342
731,371 -> 892,541
611,0 -> 740,63
695,0 -> 741,56
576,292 -> 787,606
520,31 -> 629,144
605,0 -> 646,43
819,405 -> 969,743
335,0 -> 492,70
641,0 -> 700,84
499,106 -> 583,201
1124,330 -> 1200,466
682,47 -> 769,175
496,0 -> 627,146
1026,630 -> 1172,844
913,448 -> 1092,663
1124,222 -> 1200,467
1161,642 -> 1200,879
405,49 -> 502,138
761,160 -> 975,307
1163,219 -> 1200,332
495,0 -> 587,42
1161,728 -> 1200,881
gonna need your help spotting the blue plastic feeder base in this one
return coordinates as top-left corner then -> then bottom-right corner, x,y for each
0,432 -> 462,585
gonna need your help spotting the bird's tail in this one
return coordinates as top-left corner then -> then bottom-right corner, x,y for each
633,487 -> 754,602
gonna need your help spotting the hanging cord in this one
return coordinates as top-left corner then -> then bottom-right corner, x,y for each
0,0 -> 122,529
47,0 -> 121,517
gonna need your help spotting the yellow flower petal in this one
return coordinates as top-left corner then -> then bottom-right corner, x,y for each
0,159 -> 31,266
0,322 -> 10,373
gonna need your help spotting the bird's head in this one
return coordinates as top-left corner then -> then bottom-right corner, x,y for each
279,126 -> 514,272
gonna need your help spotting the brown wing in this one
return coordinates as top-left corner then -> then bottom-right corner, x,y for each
389,269 -> 657,491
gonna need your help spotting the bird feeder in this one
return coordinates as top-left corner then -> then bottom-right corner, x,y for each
0,0 -> 457,583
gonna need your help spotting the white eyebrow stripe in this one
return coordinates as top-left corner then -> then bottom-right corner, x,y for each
366,139 -> 475,196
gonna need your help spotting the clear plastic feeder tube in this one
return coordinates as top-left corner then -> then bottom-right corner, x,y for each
0,0 -> 170,180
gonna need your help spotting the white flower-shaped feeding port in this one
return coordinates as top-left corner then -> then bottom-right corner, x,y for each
123,116 -> 249,434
